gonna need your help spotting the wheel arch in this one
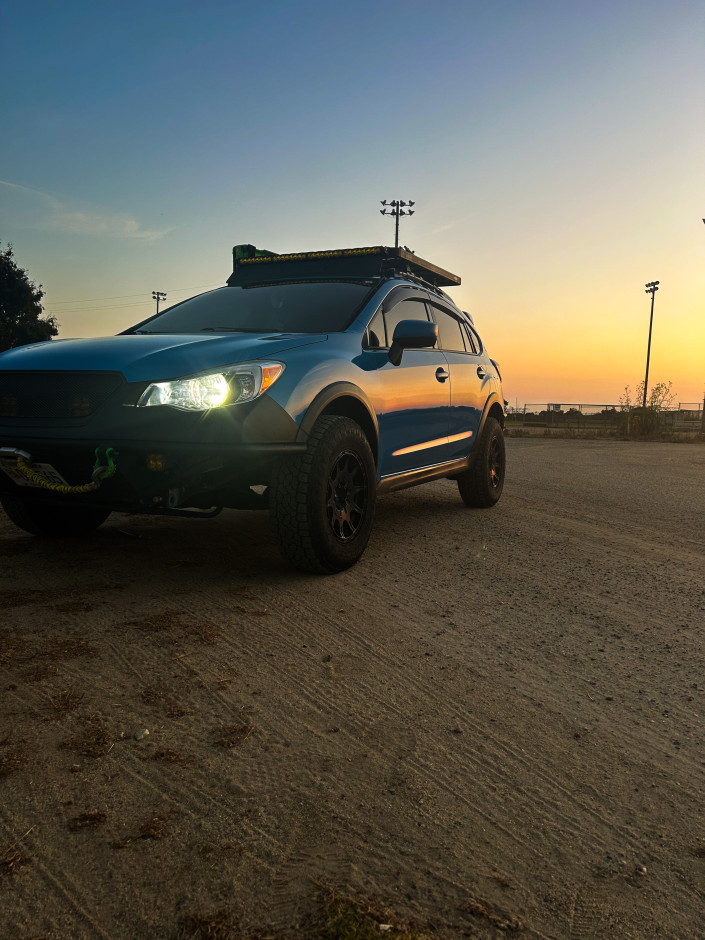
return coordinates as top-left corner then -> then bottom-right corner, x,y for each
296,383 -> 379,466
487,399 -> 505,429
468,394 -> 505,467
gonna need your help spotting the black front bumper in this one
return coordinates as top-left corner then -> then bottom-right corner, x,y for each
0,394 -> 304,512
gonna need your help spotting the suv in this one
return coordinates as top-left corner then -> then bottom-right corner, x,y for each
0,245 -> 505,572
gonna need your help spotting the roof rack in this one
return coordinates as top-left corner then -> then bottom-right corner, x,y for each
226,245 -> 461,288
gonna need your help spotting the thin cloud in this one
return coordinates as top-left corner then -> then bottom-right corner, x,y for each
431,221 -> 459,236
39,210 -> 170,241
0,179 -> 171,242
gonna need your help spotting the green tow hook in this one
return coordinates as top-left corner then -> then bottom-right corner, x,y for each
91,447 -> 118,483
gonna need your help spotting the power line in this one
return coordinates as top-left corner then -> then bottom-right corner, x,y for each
49,301 -> 158,312
47,282 -> 222,305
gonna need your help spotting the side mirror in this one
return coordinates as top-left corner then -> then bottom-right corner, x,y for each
389,320 -> 438,366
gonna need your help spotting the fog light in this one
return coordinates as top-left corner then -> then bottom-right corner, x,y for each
147,454 -> 164,471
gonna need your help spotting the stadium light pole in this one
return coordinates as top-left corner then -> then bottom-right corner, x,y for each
152,290 -> 167,315
380,200 -> 415,249
642,281 -> 660,408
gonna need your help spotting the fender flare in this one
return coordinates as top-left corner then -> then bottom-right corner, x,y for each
468,393 -> 505,465
295,382 -> 379,454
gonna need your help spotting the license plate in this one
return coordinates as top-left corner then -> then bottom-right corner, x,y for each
0,458 -> 69,488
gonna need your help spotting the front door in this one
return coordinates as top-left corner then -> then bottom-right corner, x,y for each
358,298 -> 453,478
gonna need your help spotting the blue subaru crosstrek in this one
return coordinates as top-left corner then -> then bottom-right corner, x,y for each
0,245 -> 505,572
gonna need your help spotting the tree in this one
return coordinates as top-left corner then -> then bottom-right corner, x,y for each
620,380 -> 677,437
0,244 -> 58,352
620,380 -> 677,411
642,380 -> 677,411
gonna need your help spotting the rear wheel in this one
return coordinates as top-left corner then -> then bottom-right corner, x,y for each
457,416 -> 505,507
0,496 -> 111,537
269,415 -> 376,573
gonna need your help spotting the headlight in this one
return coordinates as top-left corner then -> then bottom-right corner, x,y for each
137,361 -> 284,412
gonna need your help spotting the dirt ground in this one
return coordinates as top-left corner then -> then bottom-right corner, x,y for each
1,439 -> 704,939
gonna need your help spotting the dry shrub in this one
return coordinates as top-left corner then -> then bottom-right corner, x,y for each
0,750 -> 26,779
0,849 -> 31,879
41,634 -> 98,661
315,885 -> 420,939
53,599 -> 96,613
0,589 -> 55,608
23,662 -> 60,683
153,749 -> 192,764
211,724 -> 255,748
138,812 -> 173,840
47,688 -> 84,714
141,685 -> 167,705
68,810 -> 106,831
61,715 -> 111,758
232,605 -> 269,617
465,895 -> 524,932
127,610 -> 184,633
187,622 -> 220,645
0,633 -> 33,667
177,909 -> 236,940
166,703 -> 189,719
111,810 -> 174,849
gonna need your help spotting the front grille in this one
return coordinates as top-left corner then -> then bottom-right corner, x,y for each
0,371 -> 125,419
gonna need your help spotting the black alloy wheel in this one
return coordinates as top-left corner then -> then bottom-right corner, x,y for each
457,415 -> 506,508
269,415 -> 377,573
326,450 -> 368,542
488,433 -> 503,491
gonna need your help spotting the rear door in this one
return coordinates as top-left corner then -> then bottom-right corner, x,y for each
427,302 -> 488,461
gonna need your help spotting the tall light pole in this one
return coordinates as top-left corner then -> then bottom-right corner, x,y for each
152,290 -> 167,315
642,281 -> 660,408
380,200 -> 415,248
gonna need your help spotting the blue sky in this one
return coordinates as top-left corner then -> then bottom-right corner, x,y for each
1,0 -> 703,404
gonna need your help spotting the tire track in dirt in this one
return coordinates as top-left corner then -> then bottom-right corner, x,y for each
2,441 -> 705,939
168,583 -> 695,893
0,810 -> 113,940
212,594 -> 659,867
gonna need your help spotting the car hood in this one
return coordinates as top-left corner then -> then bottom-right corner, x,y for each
0,333 -> 327,383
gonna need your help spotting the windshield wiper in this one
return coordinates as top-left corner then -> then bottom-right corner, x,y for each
199,326 -> 276,333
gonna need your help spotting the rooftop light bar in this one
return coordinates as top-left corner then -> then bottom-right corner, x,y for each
227,245 -> 460,288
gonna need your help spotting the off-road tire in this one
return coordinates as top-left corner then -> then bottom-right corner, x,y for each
457,416 -> 505,508
0,496 -> 111,537
269,415 -> 376,573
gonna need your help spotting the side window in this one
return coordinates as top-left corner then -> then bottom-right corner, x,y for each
364,310 -> 385,348
383,299 -> 429,346
469,326 -> 483,353
461,322 -> 478,354
431,306 -> 466,353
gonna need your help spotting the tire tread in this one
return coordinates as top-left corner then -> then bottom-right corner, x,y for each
269,415 -> 375,573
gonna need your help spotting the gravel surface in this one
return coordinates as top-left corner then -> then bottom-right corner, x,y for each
1,438 -> 704,939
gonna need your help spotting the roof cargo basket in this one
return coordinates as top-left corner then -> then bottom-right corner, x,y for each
227,245 -> 461,288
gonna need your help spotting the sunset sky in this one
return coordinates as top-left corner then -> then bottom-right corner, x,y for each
1,0 -> 703,407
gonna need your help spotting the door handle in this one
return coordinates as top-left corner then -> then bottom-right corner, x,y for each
476,366 -> 487,379
435,367 -> 449,383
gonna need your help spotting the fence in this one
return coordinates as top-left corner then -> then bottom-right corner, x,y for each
506,403 -> 704,434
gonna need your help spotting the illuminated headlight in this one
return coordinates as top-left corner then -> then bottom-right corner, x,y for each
137,362 -> 284,412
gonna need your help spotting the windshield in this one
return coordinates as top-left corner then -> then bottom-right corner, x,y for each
130,281 -> 376,334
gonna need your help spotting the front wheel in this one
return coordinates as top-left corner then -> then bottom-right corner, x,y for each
269,415 -> 376,573
457,416 -> 506,507
1,495 -> 111,536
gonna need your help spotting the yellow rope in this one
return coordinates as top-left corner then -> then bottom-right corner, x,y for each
16,455 -> 98,494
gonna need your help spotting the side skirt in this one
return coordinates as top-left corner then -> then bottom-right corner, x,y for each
377,456 -> 470,495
